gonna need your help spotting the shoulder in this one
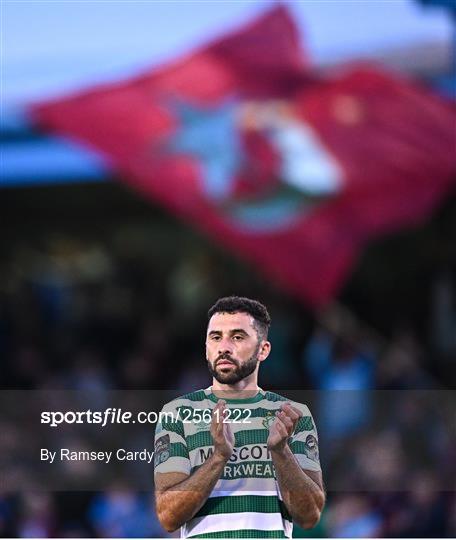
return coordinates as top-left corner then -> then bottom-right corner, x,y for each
262,390 -> 311,414
262,390 -> 289,403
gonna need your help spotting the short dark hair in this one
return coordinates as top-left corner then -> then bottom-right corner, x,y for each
208,296 -> 271,340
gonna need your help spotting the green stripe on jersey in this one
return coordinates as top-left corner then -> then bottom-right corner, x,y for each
263,392 -> 288,402
194,495 -> 292,521
189,529 -> 287,538
173,389 -> 287,405
207,391 -> 265,404
289,441 -> 308,455
169,442 -> 189,459
294,415 -> 314,434
180,390 -> 208,402
235,429 -> 268,447
187,431 -> 213,452
161,418 -> 185,438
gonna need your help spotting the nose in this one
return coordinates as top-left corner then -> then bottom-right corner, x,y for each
218,337 -> 233,357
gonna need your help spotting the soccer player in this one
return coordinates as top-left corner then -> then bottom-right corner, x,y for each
154,296 -> 325,538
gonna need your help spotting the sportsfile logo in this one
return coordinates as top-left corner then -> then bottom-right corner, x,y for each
41,407 -> 253,428
41,408 -> 181,427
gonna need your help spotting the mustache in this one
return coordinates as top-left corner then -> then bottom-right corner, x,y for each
215,354 -> 238,366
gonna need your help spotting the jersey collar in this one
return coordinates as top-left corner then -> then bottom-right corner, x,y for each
205,386 -> 265,404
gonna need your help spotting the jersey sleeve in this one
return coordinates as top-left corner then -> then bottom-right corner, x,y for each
289,403 -> 321,472
154,400 -> 191,475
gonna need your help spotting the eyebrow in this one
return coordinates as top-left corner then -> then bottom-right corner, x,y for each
208,328 -> 250,336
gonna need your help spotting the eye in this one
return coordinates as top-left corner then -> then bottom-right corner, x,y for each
210,335 -> 221,341
233,334 -> 244,341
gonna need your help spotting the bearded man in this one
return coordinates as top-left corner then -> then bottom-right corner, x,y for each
154,296 -> 325,538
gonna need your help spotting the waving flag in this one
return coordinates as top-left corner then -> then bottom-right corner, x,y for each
30,6 -> 456,307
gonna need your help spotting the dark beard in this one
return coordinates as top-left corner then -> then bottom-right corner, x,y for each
207,348 -> 259,385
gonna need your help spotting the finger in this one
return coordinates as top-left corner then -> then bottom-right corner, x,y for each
273,414 -> 287,431
281,403 -> 302,420
281,402 -> 302,415
223,420 -> 234,440
280,405 -> 303,433
211,402 -> 219,422
275,419 -> 288,438
277,411 -> 294,433
212,401 -> 225,430
221,402 -> 232,426
214,400 -> 226,417
280,410 -> 299,426
222,403 -> 230,418
290,405 -> 303,418
275,413 -> 295,437
268,422 -> 280,438
282,411 -> 294,428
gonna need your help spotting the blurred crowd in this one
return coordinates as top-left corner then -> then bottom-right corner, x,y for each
0,233 -> 455,537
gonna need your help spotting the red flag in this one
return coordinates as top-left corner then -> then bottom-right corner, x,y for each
30,6 -> 456,307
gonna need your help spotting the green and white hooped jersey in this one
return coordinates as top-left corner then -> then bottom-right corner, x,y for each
154,386 -> 321,539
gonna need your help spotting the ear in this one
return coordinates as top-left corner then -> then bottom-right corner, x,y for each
258,340 -> 271,362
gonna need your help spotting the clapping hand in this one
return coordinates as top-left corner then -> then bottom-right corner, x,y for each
211,400 -> 235,460
267,402 -> 302,452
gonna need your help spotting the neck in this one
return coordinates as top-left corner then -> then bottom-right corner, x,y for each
211,372 -> 260,399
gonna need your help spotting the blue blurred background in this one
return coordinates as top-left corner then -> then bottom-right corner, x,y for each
1,0 -> 455,537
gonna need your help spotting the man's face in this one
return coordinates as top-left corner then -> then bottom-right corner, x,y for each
206,311 -> 268,384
